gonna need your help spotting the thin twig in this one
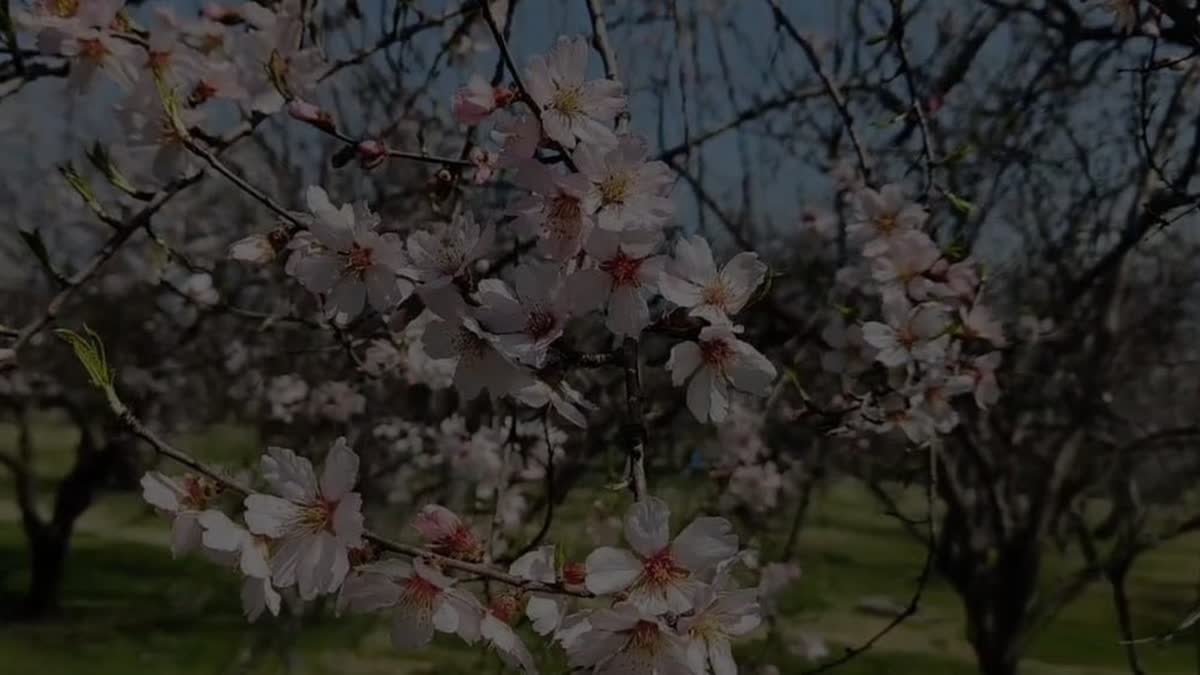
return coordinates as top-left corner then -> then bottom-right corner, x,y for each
765,0 -> 872,185
888,0 -> 935,199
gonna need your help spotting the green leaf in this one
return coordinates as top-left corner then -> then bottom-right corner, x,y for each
18,229 -> 65,287
153,73 -> 190,143
941,143 -> 974,166
58,163 -> 107,218
54,326 -> 115,390
86,142 -> 143,198
944,190 -> 974,216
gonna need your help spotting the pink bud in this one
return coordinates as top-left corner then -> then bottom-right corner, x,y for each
469,147 -> 497,184
356,140 -> 387,170
287,99 -> 335,133
201,3 -> 241,24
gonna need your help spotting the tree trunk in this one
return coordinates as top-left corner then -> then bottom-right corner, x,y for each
970,620 -> 1022,675
22,526 -> 68,619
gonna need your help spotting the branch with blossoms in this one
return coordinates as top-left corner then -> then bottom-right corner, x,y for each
4,0 -> 1020,672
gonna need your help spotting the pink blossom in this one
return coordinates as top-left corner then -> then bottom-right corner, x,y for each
242,439 -> 365,600
523,36 -> 625,149
585,497 -> 738,614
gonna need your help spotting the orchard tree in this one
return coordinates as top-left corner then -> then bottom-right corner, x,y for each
0,1 -> 1197,675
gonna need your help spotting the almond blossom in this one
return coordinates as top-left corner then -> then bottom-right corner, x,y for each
235,0 -> 323,114
476,261 -> 572,367
524,35 -> 625,149
412,504 -> 485,562
848,184 -> 927,256
968,351 -> 1003,408
243,439 -> 365,600
659,235 -> 767,325
820,314 -> 876,377
406,211 -> 495,288
568,228 -> 664,338
513,378 -> 594,428
421,292 -> 532,400
666,325 -> 777,424
871,230 -> 942,300
905,370 -> 975,433
481,594 -> 540,673
13,0 -> 122,37
861,296 -> 950,369
510,545 -> 568,636
680,579 -> 762,675
494,112 -> 543,167
117,80 -> 205,181
141,471 -> 221,556
585,497 -> 738,614
288,186 -> 414,323
337,558 -> 483,649
39,26 -> 139,93
567,602 -> 693,675
511,161 -> 594,261
453,73 -> 514,124
575,136 -> 674,231
197,510 -> 281,622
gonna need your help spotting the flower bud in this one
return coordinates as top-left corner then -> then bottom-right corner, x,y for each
287,99 -> 335,134
357,140 -> 387,170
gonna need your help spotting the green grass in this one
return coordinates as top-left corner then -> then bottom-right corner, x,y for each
3,421 -> 1200,673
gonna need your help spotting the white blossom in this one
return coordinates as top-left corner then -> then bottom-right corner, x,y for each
861,296 -> 950,369
585,497 -> 738,614
524,35 -> 625,149
567,602 -> 693,675
659,235 -> 767,325
338,558 -> 483,649
407,211 -> 495,288
575,136 -> 674,231
141,471 -> 220,557
421,298 -> 532,401
289,186 -> 413,324
243,439 -> 365,600
568,228 -> 664,338
476,261 -> 572,367
511,161 -> 593,261
848,184 -> 927,257
666,325 -> 777,424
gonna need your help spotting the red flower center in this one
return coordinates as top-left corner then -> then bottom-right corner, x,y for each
181,474 -> 219,510
402,575 -> 442,608
78,38 -> 109,62
700,337 -> 734,367
562,561 -> 587,586
600,252 -> 644,288
346,243 -> 374,275
433,525 -> 484,562
489,594 -> 522,624
641,548 -> 688,587
526,310 -> 558,339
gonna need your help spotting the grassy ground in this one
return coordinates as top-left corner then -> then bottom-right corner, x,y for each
2,421 -> 1200,674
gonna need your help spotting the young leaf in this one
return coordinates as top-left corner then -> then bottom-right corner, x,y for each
54,326 -> 114,389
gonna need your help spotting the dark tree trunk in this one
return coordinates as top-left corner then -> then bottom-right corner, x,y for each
14,430 -> 128,620
22,526 -> 68,619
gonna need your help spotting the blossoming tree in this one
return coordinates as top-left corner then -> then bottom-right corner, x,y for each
4,1 -> 1200,675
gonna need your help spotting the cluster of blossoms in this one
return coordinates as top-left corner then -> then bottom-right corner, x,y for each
141,438 -> 763,673
224,34 -> 780,429
14,0 -> 325,181
821,184 -> 1005,445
